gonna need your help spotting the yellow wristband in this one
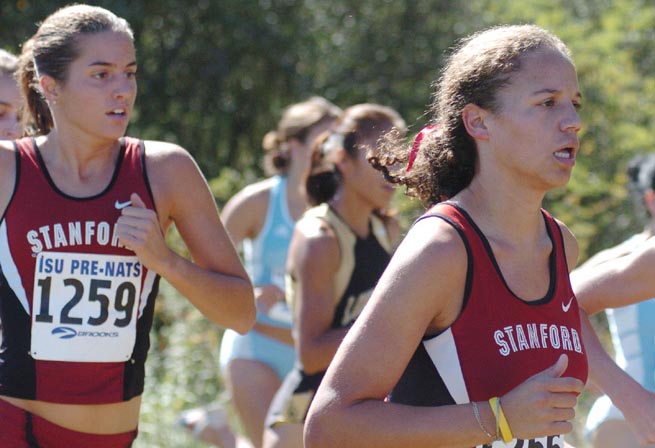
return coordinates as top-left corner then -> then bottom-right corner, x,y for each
496,397 -> 514,443
488,397 -> 500,441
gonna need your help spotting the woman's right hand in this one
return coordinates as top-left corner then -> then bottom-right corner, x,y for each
254,284 -> 286,314
252,284 -> 294,345
500,354 -> 584,441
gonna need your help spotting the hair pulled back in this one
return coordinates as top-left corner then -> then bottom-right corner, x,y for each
306,103 -> 405,206
17,4 -> 133,135
263,96 -> 342,175
372,24 -> 572,206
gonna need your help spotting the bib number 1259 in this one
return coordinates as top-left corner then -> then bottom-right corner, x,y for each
30,252 -> 142,363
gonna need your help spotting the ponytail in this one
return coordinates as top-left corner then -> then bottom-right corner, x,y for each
18,39 -> 53,135
262,130 -> 291,175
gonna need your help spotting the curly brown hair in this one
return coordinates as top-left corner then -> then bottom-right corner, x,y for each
370,24 -> 573,207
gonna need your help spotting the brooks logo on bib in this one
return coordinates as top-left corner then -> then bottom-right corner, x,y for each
30,252 -> 142,362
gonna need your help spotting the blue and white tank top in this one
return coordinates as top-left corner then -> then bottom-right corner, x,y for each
242,176 -> 295,326
606,234 -> 655,391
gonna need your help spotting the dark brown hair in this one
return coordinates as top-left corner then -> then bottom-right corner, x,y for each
306,103 -> 406,206
17,4 -> 133,135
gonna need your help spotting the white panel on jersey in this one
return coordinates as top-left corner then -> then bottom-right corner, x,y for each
0,221 -> 30,314
423,328 -> 470,404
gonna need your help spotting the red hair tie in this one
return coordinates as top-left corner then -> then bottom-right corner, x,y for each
406,125 -> 438,172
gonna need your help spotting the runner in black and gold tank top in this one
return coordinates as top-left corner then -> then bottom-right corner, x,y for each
263,103 -> 406,448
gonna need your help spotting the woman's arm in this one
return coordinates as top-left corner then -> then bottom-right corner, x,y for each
288,217 -> 349,374
305,219 -> 583,447
252,320 -> 294,345
562,221 -> 655,444
575,235 -> 645,269
567,223 -> 655,445
580,310 -> 655,445
117,141 -> 255,333
572,239 -> 655,315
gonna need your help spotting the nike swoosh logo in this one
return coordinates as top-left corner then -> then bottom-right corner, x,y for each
114,200 -> 132,210
562,296 -> 575,312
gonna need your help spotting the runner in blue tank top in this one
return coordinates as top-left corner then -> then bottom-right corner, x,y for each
178,97 -> 341,448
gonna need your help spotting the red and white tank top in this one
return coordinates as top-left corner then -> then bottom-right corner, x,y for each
390,202 -> 588,448
0,136 -> 160,404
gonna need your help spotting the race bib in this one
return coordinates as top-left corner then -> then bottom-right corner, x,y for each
30,252 -> 142,362
479,435 -> 564,448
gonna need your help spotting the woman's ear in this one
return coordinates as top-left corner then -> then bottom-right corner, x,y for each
39,75 -> 60,104
462,103 -> 490,141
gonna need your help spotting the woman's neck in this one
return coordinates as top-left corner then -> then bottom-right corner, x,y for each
451,179 -> 546,247
329,192 -> 373,238
283,165 -> 309,221
37,131 -> 121,194
40,130 -> 119,165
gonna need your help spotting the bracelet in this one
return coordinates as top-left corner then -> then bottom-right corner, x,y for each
471,401 -> 497,441
497,397 -> 514,443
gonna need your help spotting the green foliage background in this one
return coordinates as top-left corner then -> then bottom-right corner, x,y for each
1,0 -> 653,446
